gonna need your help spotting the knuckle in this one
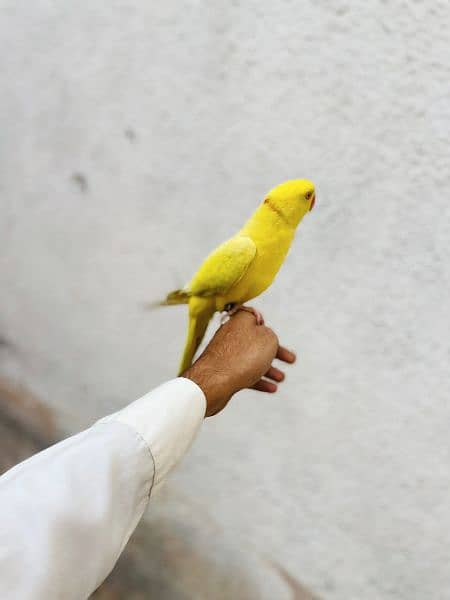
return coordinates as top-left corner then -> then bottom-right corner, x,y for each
264,326 -> 279,347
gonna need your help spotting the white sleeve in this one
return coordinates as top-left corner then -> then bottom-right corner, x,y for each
0,377 -> 206,600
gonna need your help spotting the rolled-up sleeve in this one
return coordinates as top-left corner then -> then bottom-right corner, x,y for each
0,377 -> 206,600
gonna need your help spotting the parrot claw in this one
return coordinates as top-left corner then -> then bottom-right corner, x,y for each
221,304 -> 265,326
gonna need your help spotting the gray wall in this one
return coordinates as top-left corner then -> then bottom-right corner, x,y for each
1,2 -> 449,598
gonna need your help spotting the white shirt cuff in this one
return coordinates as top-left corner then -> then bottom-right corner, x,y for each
98,377 -> 206,488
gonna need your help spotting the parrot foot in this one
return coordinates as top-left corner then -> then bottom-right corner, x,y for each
221,303 -> 265,326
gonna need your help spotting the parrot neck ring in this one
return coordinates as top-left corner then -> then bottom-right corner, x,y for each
263,198 -> 288,224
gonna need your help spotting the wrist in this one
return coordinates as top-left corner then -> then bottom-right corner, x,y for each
182,359 -> 234,417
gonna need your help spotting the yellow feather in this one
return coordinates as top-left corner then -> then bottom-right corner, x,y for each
178,297 -> 215,375
164,179 -> 315,372
189,236 -> 257,297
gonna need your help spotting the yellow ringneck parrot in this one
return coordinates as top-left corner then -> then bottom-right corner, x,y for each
161,179 -> 316,375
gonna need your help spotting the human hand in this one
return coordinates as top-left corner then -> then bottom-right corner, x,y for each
182,309 -> 296,417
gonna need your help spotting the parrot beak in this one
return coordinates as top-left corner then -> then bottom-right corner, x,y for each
309,193 -> 316,211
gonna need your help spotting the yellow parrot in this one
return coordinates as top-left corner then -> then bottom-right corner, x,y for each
161,179 -> 316,375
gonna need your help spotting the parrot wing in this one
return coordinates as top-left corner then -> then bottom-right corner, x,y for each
187,235 -> 257,297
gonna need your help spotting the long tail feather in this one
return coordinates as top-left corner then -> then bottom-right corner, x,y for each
178,299 -> 214,375
144,289 -> 189,309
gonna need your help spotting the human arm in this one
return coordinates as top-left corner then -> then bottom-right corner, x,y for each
0,310 -> 295,599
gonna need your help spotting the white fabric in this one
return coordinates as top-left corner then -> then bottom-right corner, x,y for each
0,377 -> 206,600
98,377 -> 206,488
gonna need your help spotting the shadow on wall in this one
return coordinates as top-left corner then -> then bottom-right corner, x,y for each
93,518 -> 320,600
0,377 -> 319,600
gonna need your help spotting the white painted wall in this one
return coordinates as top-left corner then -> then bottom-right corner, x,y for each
1,2 -> 449,598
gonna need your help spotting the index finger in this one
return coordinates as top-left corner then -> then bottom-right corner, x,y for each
276,345 -> 296,364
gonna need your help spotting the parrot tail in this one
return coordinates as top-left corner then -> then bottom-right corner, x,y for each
164,289 -> 190,305
178,297 -> 215,375
144,289 -> 190,309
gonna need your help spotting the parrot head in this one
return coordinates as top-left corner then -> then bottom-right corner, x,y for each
264,179 -> 316,227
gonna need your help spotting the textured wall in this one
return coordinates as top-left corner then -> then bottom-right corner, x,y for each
1,1 -> 450,598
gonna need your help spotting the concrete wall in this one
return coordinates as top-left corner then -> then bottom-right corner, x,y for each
1,1 -> 449,598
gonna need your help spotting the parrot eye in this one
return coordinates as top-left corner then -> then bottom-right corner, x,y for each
305,191 -> 313,200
